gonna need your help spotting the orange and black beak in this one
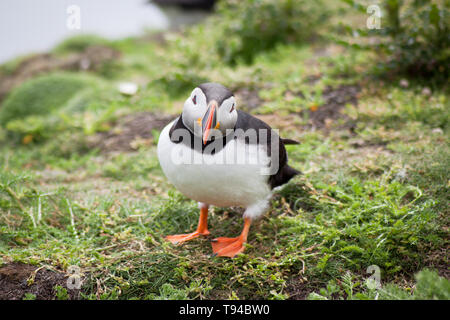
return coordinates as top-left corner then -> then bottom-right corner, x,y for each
202,100 -> 218,145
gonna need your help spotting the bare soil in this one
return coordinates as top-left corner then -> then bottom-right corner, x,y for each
304,84 -> 360,130
0,262 -> 81,300
285,277 -> 317,300
89,112 -> 175,152
234,87 -> 263,112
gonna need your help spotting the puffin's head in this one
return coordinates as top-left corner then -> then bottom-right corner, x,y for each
182,82 -> 237,145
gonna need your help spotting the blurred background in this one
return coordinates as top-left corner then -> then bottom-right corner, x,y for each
0,0 -> 447,146
0,0 -> 217,64
0,0 -> 448,300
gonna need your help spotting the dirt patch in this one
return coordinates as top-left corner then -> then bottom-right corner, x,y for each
302,84 -> 360,130
421,244 -> 450,280
89,112 -> 174,152
349,138 -> 388,149
254,113 -> 302,132
247,85 -> 360,133
305,74 -> 322,85
285,277 -> 317,300
0,45 -> 120,102
0,262 -> 81,300
234,87 -> 263,112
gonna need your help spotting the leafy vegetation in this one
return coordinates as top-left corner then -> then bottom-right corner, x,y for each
0,0 -> 448,300
338,0 -> 449,82
214,0 -> 329,65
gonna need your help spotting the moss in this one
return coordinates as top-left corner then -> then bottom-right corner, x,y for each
0,73 -> 102,125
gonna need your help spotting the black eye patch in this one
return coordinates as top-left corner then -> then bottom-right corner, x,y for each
192,95 -> 197,105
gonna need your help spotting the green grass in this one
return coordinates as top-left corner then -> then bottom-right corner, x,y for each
0,1 -> 448,300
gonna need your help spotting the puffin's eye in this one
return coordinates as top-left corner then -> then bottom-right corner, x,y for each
230,103 -> 235,113
192,95 -> 197,105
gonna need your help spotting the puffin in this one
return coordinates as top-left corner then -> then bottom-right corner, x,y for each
157,82 -> 299,257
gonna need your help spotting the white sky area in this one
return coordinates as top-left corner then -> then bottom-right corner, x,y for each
0,0 -> 169,63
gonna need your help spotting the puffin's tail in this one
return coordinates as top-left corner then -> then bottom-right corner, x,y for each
270,165 -> 301,189
282,138 -> 300,145
281,137 -> 301,183
283,165 -> 301,182
269,137 -> 301,189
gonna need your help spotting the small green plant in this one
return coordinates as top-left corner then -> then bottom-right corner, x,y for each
54,285 -> 69,300
147,283 -> 188,300
23,293 -> 37,300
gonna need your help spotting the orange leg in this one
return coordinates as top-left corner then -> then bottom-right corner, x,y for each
211,218 -> 251,258
166,205 -> 210,244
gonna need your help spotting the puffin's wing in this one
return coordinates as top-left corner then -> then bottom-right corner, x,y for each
235,111 -> 300,189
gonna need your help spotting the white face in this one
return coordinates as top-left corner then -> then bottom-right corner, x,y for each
215,95 -> 238,135
182,87 -> 238,140
182,87 -> 207,134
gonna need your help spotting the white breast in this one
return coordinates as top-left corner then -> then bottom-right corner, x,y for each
157,121 -> 272,213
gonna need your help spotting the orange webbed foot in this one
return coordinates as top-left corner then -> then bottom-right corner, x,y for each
211,237 -> 246,258
165,230 -> 210,245
210,218 -> 252,258
166,205 -> 210,245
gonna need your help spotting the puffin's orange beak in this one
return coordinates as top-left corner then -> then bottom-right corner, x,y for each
202,101 -> 217,145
